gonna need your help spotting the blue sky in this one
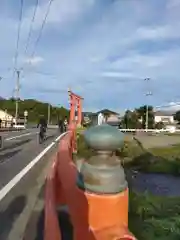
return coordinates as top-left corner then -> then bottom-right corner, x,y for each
0,0 -> 180,112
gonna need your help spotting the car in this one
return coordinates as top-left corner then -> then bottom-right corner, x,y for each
14,124 -> 26,129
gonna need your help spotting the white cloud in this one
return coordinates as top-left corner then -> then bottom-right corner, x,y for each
156,102 -> 180,111
24,56 -> 44,65
24,0 -> 95,30
101,71 -> 134,78
136,24 -> 180,40
1,0 -> 180,110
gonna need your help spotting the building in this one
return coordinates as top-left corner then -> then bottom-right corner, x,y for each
154,111 -> 174,124
83,109 -> 121,127
0,109 -> 14,127
96,109 -> 120,122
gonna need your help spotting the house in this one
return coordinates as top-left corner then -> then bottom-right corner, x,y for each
96,109 -> 120,123
83,109 -> 121,127
0,109 -> 14,127
154,111 -> 175,124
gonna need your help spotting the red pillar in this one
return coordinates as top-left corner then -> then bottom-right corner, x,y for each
69,95 -> 76,124
77,99 -> 82,126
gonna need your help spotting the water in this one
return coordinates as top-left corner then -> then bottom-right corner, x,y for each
127,170 -> 180,197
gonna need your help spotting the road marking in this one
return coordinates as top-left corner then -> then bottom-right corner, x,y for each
0,132 -> 67,202
5,132 -> 38,141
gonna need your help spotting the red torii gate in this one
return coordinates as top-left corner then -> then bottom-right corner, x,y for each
68,89 -> 83,126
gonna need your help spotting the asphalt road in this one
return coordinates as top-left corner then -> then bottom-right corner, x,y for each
0,128 -> 62,240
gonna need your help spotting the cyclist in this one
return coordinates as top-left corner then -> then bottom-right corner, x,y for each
63,116 -> 68,132
58,117 -> 64,133
37,115 -> 47,141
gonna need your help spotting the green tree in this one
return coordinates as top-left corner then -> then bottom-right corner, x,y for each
136,105 -> 155,129
155,121 -> 164,129
0,98 -> 69,124
122,110 -> 140,129
174,111 -> 180,123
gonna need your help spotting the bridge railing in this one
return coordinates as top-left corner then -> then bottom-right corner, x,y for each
44,123 -> 136,240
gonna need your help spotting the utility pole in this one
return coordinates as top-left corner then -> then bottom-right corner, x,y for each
15,70 -> 20,124
144,78 -> 152,131
48,103 -> 50,125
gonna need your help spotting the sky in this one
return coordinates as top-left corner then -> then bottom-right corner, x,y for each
0,0 -> 180,113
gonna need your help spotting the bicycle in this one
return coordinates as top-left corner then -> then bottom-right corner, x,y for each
38,126 -> 46,144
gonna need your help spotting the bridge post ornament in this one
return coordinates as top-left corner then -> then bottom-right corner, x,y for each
77,124 -> 127,193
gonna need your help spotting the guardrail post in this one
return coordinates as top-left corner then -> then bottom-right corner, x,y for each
76,124 -> 136,239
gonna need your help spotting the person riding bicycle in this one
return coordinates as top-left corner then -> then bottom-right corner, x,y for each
37,115 -> 47,134
63,116 -> 68,132
58,117 -> 64,133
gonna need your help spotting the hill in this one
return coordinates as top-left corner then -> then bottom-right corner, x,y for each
0,98 -> 69,123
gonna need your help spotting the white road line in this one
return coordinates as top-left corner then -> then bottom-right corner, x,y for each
0,132 -> 67,202
5,132 -> 38,141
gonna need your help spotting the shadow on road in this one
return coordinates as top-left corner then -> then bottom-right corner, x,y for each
0,195 -> 26,240
0,139 -> 32,152
0,149 -> 21,163
46,135 -> 55,141
24,208 -> 73,240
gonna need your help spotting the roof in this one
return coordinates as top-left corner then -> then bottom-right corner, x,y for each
154,111 -> 174,116
96,109 -> 119,116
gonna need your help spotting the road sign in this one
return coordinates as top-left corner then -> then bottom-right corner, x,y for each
24,110 -> 28,117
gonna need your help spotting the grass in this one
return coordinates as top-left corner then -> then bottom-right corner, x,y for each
75,133 -> 180,239
76,133 -> 180,175
129,191 -> 180,240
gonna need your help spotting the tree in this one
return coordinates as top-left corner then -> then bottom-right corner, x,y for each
155,121 -> 164,129
174,111 -> 180,123
0,98 -> 69,124
136,105 -> 155,129
122,110 -> 140,129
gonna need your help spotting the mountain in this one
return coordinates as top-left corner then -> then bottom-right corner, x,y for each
0,98 -> 69,123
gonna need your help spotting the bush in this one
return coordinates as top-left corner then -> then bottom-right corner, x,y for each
76,133 -> 94,159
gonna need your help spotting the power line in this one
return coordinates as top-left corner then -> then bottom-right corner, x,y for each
27,0 -> 54,65
14,0 -> 24,70
24,0 -> 39,56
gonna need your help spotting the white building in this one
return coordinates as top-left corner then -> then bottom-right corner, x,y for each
154,111 -> 174,124
0,109 -> 14,127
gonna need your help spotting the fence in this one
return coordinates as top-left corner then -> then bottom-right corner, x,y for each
119,128 -> 180,133
44,123 -> 136,240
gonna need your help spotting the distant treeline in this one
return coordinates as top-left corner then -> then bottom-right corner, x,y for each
0,98 -> 69,124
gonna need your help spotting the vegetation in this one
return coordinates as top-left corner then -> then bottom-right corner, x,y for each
122,105 -> 155,129
174,110 -> 180,123
76,133 -> 180,239
129,191 -> 180,240
0,98 -> 69,123
77,133 -> 180,175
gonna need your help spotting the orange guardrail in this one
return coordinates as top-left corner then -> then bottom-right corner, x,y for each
44,123 -> 136,240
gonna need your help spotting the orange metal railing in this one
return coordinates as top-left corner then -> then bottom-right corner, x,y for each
44,123 -> 136,240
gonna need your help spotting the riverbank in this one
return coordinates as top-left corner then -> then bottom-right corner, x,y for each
76,133 -> 180,240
